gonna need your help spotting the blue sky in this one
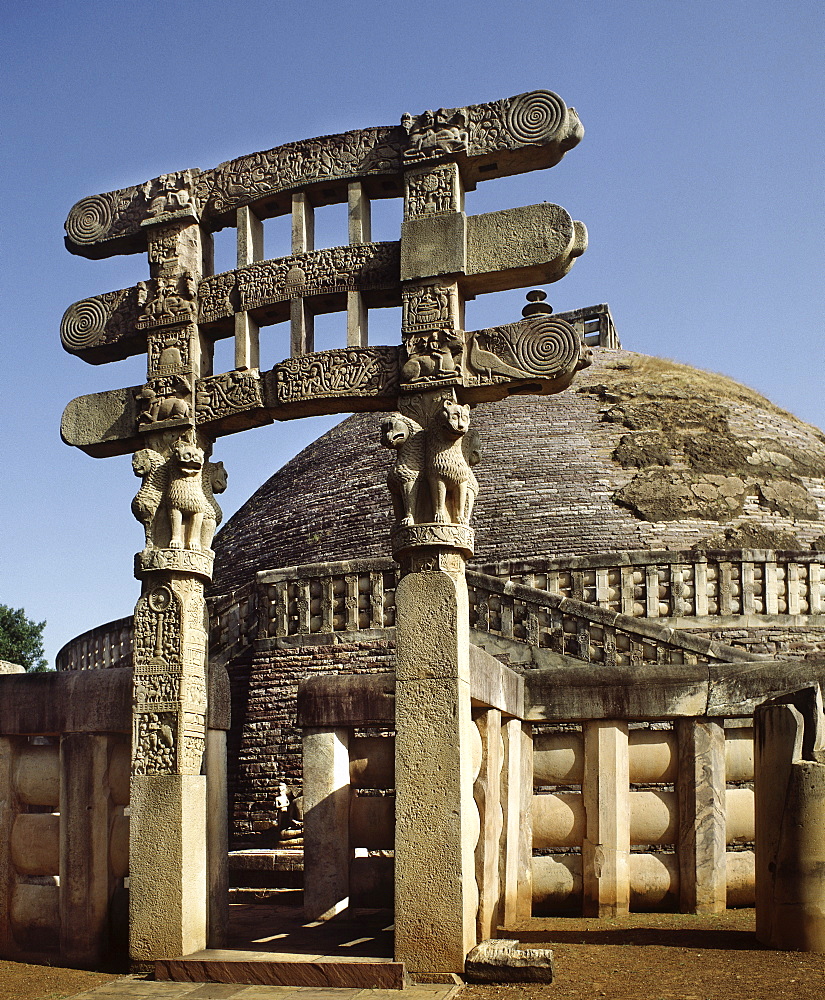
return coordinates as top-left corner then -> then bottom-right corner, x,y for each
1,0 -> 822,664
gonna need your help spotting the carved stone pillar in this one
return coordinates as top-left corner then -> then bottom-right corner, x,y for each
128,428 -> 227,969
387,385 -> 480,974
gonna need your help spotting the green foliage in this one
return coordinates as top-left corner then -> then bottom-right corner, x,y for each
0,605 -> 48,672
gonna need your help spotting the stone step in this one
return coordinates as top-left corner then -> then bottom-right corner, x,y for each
156,949 -> 407,989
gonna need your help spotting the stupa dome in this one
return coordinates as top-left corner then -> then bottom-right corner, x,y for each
211,346 -> 825,595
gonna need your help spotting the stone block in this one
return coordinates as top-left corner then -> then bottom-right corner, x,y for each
14,744 -> 59,807
676,719 -> 727,914
532,854 -> 582,915
582,721 -> 630,917
59,733 -> 111,966
10,882 -> 59,951
630,790 -> 677,846
129,774 -> 207,964
349,736 -> 394,788
10,813 -> 59,876
629,852 -> 679,912
465,938 -> 554,983
349,793 -> 394,850
302,728 -> 350,921
465,203 -> 586,294
469,645 -> 524,718
534,732 -> 583,785
400,212 -> 466,281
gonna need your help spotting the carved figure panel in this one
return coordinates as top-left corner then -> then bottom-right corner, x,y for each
404,164 -> 460,218
133,584 -> 182,669
401,108 -> 469,161
141,170 -> 199,221
426,399 -> 479,525
205,126 -> 403,216
136,273 -> 198,330
133,711 -> 177,775
195,371 -> 265,424
274,347 -> 399,406
381,395 -> 480,530
198,272 -> 238,324
131,434 -> 226,554
381,413 -> 425,527
465,314 -> 584,384
402,282 -> 452,332
236,242 -> 400,313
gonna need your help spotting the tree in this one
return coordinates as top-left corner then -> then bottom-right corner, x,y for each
0,605 -> 48,672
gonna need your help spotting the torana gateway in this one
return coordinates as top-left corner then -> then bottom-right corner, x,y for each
1,90 -> 824,983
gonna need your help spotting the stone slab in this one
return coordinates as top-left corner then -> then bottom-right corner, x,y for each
0,668 -> 130,734
297,673 -> 395,727
464,937 -> 554,983
469,644 -> 524,718
156,952 -> 406,989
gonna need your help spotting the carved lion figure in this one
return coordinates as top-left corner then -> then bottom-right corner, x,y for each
131,448 -> 168,550
425,399 -> 479,525
167,438 -> 212,551
200,460 -> 228,551
381,413 -> 424,526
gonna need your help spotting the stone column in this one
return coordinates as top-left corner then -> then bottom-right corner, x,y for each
302,727 -> 351,920
129,571 -> 210,968
474,708 -> 503,940
0,737 -> 16,955
500,717 -> 531,927
205,729 -> 228,948
59,733 -> 111,966
755,688 -> 825,951
582,721 -> 630,917
394,542 -> 479,974
676,718 -> 726,914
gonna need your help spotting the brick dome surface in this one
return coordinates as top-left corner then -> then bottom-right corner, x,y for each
211,348 -> 825,596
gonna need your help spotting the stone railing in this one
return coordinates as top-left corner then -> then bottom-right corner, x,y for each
56,550 -> 824,671
554,303 -> 619,350
477,550 -> 825,622
465,571 -> 755,666
531,721 -> 755,915
55,616 -> 133,672
256,559 -> 398,642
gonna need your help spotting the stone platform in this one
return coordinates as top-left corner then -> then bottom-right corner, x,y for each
156,904 -> 408,990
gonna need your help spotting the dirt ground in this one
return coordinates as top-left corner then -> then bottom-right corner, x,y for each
1,909 -> 823,1000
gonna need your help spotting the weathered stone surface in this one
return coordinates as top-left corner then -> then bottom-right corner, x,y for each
0,669 -> 130,735
302,728 -> 350,921
464,938 -> 554,983
155,952 -> 406,989
755,687 -> 825,951
676,720 -> 727,914
394,569 -> 478,973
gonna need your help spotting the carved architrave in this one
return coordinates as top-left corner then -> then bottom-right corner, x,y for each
204,126 -> 403,217
64,92 -> 583,258
237,242 -> 400,313
464,314 -> 586,388
60,288 -> 141,361
273,347 -> 399,408
195,370 -> 266,424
